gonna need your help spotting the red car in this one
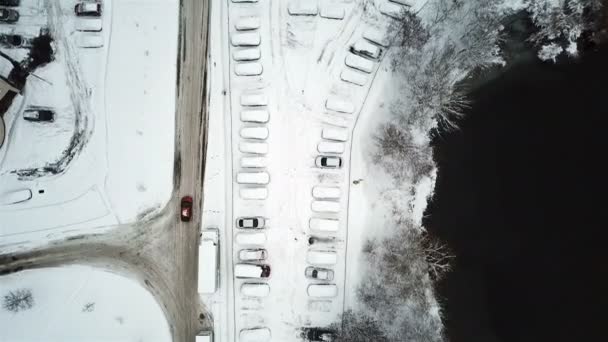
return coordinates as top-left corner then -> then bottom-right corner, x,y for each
180,196 -> 193,222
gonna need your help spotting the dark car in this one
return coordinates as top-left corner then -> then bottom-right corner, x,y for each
74,2 -> 102,16
0,8 -> 19,23
23,108 -> 55,122
0,0 -> 20,7
301,328 -> 337,342
0,34 -> 27,48
180,195 -> 193,222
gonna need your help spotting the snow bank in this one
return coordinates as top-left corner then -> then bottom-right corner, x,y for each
0,265 -> 170,341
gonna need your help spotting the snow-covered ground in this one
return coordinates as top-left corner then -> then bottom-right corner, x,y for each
0,265 -> 170,341
0,0 -> 179,252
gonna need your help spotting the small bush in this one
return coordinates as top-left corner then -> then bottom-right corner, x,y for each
3,289 -> 34,313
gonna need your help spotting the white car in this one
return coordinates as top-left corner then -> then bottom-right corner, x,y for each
305,266 -> 334,281
236,216 -> 265,229
315,156 -> 342,169
239,248 -> 267,261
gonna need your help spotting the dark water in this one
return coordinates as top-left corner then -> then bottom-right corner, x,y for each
424,44 -> 608,342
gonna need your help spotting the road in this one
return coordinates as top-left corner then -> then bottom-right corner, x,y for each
0,0 -> 210,341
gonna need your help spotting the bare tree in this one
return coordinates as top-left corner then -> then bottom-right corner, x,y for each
3,289 -> 34,313
330,310 -> 389,342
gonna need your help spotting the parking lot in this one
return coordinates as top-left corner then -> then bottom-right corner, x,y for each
200,0 -> 414,341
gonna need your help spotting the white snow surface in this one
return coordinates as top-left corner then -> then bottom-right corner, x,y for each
0,265 -> 170,341
0,0 -> 179,251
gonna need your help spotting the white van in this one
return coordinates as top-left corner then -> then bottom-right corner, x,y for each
309,218 -> 339,232
234,263 -> 271,278
198,228 -> 219,294
306,250 -> 338,265
239,327 -> 271,342
240,283 -> 270,298
307,284 -> 338,298
75,33 -> 103,48
75,18 -> 102,32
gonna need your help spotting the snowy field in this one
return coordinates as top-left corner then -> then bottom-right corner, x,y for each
0,0 -> 179,252
0,265 -> 170,342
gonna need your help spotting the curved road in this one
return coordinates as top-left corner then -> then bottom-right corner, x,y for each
0,0 -> 210,341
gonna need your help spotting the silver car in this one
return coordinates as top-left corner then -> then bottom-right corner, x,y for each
315,156 -> 342,169
305,266 -> 334,281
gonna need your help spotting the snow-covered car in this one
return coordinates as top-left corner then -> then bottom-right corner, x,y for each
239,327 -> 271,342
305,266 -> 334,281
239,248 -> 267,261
307,284 -> 338,298
75,1 -> 102,16
75,33 -> 103,48
234,263 -> 271,278
180,196 -> 193,222
0,8 -> 19,23
23,108 -> 54,122
315,156 -> 342,169
236,216 -> 265,229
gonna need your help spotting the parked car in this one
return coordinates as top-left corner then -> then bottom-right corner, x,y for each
23,108 -> 54,122
0,8 -> 19,23
234,263 -> 271,278
305,266 -> 334,281
0,34 -> 31,48
239,248 -> 267,261
74,1 -> 102,16
0,0 -> 20,7
180,195 -> 193,222
236,216 -> 265,229
315,156 -> 342,169
301,328 -> 337,342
